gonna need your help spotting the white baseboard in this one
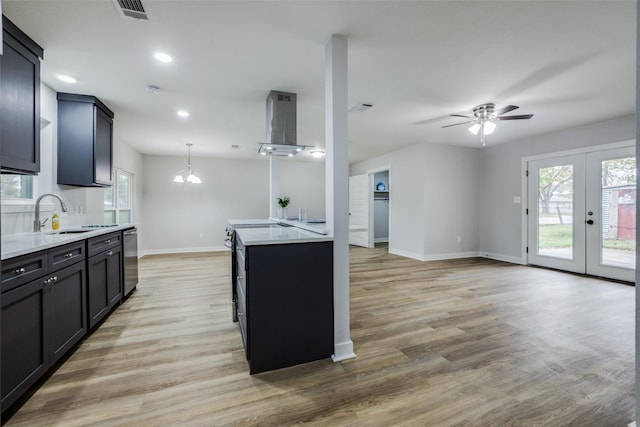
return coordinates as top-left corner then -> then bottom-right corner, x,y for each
422,251 -> 480,261
332,340 -> 356,362
388,248 -> 428,261
481,252 -> 526,265
374,237 -> 389,243
140,246 -> 230,257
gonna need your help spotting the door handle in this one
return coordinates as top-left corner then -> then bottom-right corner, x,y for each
586,219 -> 594,225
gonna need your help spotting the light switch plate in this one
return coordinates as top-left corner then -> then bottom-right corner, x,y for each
513,196 -> 521,204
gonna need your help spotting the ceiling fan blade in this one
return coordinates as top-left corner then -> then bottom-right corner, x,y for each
442,121 -> 473,128
496,114 -> 534,120
450,114 -> 473,119
494,105 -> 519,115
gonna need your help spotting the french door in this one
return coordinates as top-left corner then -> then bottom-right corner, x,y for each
527,146 -> 636,282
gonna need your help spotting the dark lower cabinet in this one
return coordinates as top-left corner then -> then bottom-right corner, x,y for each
87,245 -> 122,329
1,278 -> 47,412
235,239 -> 334,374
0,16 -> 44,174
49,262 -> 87,365
1,262 -> 87,412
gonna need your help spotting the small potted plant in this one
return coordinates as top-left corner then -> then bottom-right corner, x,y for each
277,196 -> 290,219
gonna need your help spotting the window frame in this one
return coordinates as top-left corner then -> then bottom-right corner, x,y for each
104,168 -> 133,224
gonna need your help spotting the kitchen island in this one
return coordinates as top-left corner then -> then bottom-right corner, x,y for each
230,220 -> 334,374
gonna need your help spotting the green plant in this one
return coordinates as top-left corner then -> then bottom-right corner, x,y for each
277,196 -> 290,208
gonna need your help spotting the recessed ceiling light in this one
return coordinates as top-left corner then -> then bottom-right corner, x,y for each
310,150 -> 326,158
154,52 -> 173,63
177,110 -> 190,118
57,74 -> 76,83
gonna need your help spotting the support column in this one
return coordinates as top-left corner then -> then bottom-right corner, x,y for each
325,34 -> 355,362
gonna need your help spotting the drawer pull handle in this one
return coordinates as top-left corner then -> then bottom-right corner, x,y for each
65,252 -> 74,258
44,278 -> 51,285
107,251 -> 113,257
105,239 -> 111,244
15,268 -> 25,275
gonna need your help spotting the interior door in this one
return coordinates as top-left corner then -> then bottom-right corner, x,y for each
528,155 -> 586,273
585,147 -> 636,282
348,174 -> 371,248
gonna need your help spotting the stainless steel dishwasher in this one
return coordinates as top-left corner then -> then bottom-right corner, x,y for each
123,227 -> 139,297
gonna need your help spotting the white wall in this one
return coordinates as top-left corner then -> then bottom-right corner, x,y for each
140,155 -> 325,255
478,114 -> 636,262
351,141 -> 480,260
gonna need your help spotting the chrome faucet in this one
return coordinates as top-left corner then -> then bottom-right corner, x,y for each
34,193 -> 69,232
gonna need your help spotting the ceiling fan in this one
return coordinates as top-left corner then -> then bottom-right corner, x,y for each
442,103 -> 533,146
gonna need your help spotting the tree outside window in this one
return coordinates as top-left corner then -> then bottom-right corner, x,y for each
104,169 -> 133,224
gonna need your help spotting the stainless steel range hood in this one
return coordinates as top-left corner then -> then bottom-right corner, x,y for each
258,90 -> 310,157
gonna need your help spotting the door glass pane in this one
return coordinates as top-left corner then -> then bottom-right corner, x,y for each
600,156 -> 636,269
537,165 -> 574,259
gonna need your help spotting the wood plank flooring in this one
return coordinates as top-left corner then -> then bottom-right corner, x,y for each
3,246 -> 635,426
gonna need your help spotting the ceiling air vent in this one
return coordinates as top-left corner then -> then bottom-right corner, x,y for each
113,0 -> 149,20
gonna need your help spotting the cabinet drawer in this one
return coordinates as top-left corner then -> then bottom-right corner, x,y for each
48,241 -> 86,270
1,251 -> 48,293
87,232 -> 121,257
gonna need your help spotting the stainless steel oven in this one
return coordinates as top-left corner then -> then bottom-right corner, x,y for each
123,227 -> 139,297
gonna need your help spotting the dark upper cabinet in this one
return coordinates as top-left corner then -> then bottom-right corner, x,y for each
0,16 -> 44,174
57,93 -> 114,187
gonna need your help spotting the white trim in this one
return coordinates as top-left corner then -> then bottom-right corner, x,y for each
140,246 -> 229,257
481,252 -> 526,265
522,140 -> 634,162
332,340 -> 356,362
374,237 -> 389,243
388,248 -> 428,261
421,251 -> 480,261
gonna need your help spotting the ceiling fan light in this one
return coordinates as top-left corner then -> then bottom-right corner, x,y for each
468,123 -> 481,135
484,121 -> 496,135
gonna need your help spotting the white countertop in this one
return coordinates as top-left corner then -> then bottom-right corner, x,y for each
2,225 -> 136,260
236,226 -> 333,246
228,218 -> 277,227
268,217 -> 328,235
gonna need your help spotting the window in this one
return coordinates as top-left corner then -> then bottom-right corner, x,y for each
104,169 -> 133,224
1,175 -> 34,199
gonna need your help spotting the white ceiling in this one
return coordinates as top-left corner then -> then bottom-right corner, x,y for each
3,1 -> 636,163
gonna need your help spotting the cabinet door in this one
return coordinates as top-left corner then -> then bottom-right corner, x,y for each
94,106 -> 113,186
0,20 -> 41,174
87,251 -> 110,329
87,246 -> 122,329
106,245 -> 123,308
48,262 -> 87,365
1,278 -> 48,411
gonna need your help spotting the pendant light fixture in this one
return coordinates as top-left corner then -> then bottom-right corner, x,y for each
173,143 -> 202,184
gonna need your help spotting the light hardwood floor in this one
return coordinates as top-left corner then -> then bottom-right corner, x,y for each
3,246 -> 635,426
